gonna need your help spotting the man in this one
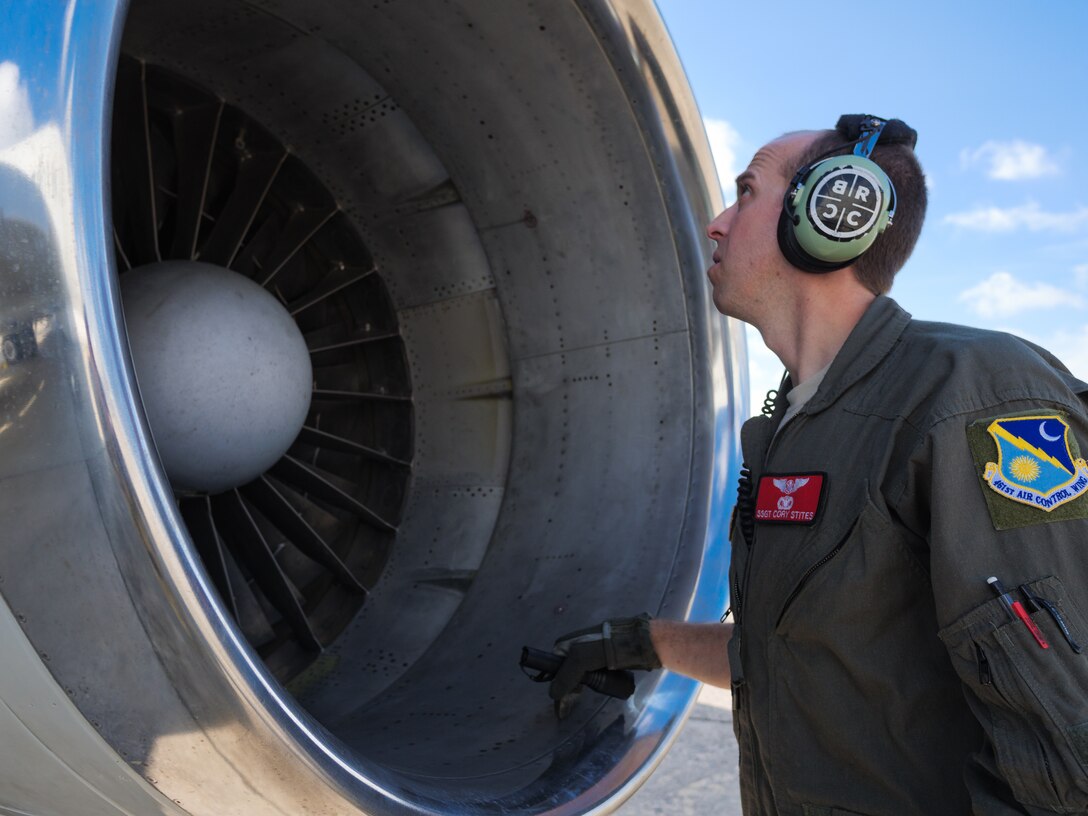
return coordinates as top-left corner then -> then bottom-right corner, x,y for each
550,116 -> 1088,814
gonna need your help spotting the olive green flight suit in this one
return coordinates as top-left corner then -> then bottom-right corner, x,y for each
728,296 -> 1088,815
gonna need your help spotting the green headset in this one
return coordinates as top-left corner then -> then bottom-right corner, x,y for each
777,114 -> 917,273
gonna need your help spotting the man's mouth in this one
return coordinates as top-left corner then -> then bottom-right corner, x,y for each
712,253 -> 721,265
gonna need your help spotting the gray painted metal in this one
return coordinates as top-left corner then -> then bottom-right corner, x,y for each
120,261 -> 314,493
0,0 -> 748,814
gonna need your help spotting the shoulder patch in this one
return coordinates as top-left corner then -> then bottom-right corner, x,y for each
968,412 -> 1088,530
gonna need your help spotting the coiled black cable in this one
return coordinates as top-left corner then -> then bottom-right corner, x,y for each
761,388 -> 779,417
737,462 -> 755,545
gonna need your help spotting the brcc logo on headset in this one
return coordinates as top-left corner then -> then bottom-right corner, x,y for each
809,166 -> 884,240
777,114 -> 917,274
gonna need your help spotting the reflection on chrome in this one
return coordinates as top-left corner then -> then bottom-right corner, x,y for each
0,61 -> 35,151
0,1 -> 745,815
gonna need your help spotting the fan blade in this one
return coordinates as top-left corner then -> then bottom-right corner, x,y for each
210,490 -> 321,651
240,477 -> 366,593
179,495 -> 239,620
198,149 -> 287,267
270,455 -> 396,533
296,426 -> 410,467
287,265 -> 375,317
169,99 -> 224,260
256,206 -> 340,287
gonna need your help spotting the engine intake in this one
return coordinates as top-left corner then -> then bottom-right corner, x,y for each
0,1 -> 745,813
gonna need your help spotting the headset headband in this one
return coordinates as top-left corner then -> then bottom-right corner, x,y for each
853,117 -> 886,159
836,114 -> 918,151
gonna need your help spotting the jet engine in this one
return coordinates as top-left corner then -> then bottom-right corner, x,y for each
0,0 -> 746,813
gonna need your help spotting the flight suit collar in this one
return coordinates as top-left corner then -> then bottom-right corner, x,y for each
739,297 -> 910,471
801,294 -> 911,417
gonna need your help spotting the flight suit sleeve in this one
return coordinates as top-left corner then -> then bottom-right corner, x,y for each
905,401 -> 1088,814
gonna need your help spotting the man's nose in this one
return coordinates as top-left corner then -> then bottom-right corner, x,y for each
706,206 -> 734,241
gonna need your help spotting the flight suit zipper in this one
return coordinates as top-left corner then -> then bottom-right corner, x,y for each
774,519 -> 856,629
1039,739 -> 1058,796
975,643 -> 993,685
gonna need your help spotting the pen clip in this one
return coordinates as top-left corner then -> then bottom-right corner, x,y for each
1017,584 -> 1041,613
1018,583 -> 1083,655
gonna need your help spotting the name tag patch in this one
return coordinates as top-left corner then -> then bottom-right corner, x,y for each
755,473 -> 827,525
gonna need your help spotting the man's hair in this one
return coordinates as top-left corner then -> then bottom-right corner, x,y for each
786,126 -> 927,295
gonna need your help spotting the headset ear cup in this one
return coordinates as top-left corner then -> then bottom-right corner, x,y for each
776,206 -> 805,271
780,155 -> 893,274
777,204 -> 851,274
777,174 -> 821,273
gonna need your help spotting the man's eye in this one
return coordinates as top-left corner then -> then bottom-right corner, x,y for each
737,183 -> 752,199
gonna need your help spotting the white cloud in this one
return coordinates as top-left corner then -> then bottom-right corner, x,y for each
960,140 -> 1060,180
0,62 -> 34,151
991,323 -> 1088,383
704,117 -> 743,206
1075,264 -> 1088,289
958,271 -> 1082,318
944,202 -> 1088,233
1042,325 -> 1088,382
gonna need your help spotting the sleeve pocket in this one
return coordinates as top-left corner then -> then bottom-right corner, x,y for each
938,576 -> 1088,811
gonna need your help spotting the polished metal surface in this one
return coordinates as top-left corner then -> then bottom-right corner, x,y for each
0,0 -> 747,814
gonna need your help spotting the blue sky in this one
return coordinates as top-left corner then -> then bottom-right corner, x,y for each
655,0 -> 1088,414
2,7 -> 1085,419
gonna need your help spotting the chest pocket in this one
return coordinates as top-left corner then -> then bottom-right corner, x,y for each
772,489 -> 933,639
769,485 -> 885,634
939,575 -> 1088,811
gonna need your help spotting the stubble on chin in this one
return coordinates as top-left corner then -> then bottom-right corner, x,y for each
713,287 -> 751,323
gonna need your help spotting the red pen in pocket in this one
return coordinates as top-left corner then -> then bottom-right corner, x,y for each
988,576 -> 1049,650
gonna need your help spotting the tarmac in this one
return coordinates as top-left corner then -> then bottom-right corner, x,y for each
618,685 -> 742,814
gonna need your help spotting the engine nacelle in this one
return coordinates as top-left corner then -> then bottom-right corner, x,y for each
0,1 -> 747,813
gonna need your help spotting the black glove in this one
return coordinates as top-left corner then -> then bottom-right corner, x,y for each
548,613 -> 661,702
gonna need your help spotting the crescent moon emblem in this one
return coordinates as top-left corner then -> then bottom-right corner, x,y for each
1039,420 -> 1063,442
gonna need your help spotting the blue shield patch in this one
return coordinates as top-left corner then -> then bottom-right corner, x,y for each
983,415 -> 1088,511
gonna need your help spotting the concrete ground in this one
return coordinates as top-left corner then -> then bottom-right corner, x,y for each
618,685 -> 742,815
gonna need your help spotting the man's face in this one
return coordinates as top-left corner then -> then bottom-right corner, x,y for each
705,132 -> 816,323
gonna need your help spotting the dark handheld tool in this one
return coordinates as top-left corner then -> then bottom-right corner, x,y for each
520,646 -> 635,700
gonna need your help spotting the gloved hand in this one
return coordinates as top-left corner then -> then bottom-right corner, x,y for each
548,613 -> 661,703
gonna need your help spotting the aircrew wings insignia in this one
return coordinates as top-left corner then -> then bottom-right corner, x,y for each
772,477 -> 810,496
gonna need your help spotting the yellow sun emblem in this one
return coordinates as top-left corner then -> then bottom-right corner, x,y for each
1009,455 -> 1041,483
